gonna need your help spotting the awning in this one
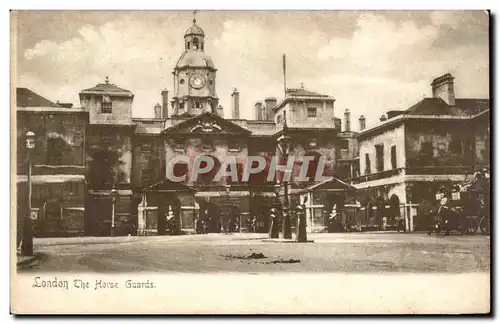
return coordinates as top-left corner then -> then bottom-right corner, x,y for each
296,177 -> 356,194
16,174 -> 85,184
146,179 -> 196,192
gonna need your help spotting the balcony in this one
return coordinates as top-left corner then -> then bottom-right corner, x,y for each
349,165 -> 477,185
405,166 -> 474,175
349,168 -> 404,184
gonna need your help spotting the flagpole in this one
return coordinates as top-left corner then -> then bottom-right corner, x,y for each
283,54 -> 287,98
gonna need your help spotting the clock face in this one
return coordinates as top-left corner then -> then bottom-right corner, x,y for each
189,74 -> 206,89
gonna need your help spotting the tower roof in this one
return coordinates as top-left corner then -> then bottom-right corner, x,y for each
185,22 -> 205,37
175,50 -> 215,69
16,88 -> 62,108
80,77 -> 133,97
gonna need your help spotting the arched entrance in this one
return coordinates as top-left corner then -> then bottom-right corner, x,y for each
42,198 -> 63,236
157,194 -> 181,235
389,194 -> 401,229
199,200 -> 221,233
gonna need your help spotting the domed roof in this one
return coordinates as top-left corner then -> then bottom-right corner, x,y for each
176,50 -> 215,69
185,23 -> 205,37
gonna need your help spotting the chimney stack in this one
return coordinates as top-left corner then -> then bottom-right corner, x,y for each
161,89 -> 169,118
231,88 -> 240,119
344,108 -> 351,132
359,115 -> 366,131
154,103 -> 162,119
264,97 -> 277,120
380,114 -> 387,122
255,102 -> 263,120
431,73 -> 455,106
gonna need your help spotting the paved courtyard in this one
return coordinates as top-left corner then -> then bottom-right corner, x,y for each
19,232 -> 490,273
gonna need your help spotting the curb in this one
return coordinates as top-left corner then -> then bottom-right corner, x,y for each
261,239 -> 315,243
16,253 -> 43,269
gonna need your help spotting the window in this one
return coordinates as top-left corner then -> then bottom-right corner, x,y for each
180,79 -> 185,84
375,144 -> 384,172
228,141 -> 240,152
186,42 -> 190,50
179,103 -> 185,110
277,115 -> 282,124
101,95 -> 112,114
307,107 -> 317,118
201,42 -> 204,50
192,101 -> 202,109
421,141 -> 433,157
193,38 -> 199,50
340,140 -> 349,150
365,154 -> 371,175
174,142 -> 184,152
141,144 -> 151,156
46,137 -> 67,165
202,143 -> 213,152
142,169 -> 153,184
450,138 -> 462,155
391,145 -> 397,169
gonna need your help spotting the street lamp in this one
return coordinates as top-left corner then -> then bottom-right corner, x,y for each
405,183 -> 414,232
269,183 -> 282,239
277,110 -> 292,239
224,184 -> 231,233
21,131 -> 36,256
110,185 -> 118,236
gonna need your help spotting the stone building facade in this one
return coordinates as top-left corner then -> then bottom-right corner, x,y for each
16,18 -> 355,237
351,73 -> 490,231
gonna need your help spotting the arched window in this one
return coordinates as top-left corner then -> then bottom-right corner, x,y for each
193,38 -> 199,50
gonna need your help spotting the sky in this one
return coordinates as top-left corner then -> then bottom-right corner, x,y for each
14,10 -> 489,129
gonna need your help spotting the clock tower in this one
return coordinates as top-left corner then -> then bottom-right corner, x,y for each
171,16 -> 219,117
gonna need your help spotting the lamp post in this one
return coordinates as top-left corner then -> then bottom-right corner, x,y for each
405,183 -> 413,232
110,186 -> 118,236
224,184 -> 231,233
277,110 -> 292,239
21,131 -> 36,256
269,183 -> 281,238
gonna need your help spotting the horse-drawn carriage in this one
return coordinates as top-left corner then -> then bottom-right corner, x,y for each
425,169 -> 490,235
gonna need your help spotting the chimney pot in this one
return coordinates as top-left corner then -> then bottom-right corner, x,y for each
344,108 -> 351,132
431,73 -> 455,106
264,97 -> 277,121
359,115 -> 366,131
231,88 -> 240,119
380,114 -> 387,122
161,89 -> 169,118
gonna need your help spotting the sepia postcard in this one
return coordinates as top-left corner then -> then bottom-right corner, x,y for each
10,9 -> 491,315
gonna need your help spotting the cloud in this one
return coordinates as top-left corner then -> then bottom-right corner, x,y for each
318,13 -> 438,65
17,11 -> 489,125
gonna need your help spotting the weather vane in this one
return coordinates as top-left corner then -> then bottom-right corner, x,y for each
193,10 -> 198,24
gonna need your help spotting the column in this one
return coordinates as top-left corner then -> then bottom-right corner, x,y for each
137,192 -> 147,236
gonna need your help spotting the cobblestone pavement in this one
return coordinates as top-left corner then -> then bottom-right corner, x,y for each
20,232 -> 490,273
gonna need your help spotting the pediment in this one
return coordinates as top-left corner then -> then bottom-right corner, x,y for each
162,112 -> 252,135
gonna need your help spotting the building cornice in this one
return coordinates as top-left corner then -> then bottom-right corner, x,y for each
357,110 -> 490,140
